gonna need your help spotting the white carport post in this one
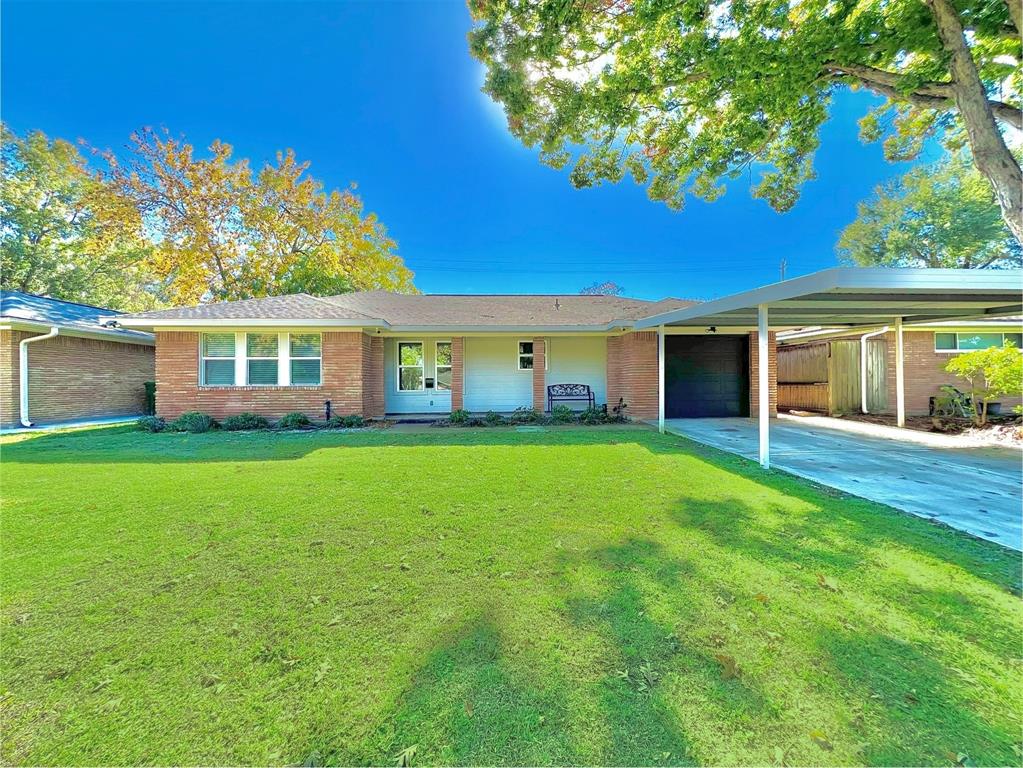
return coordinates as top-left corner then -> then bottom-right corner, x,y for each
894,316 -> 905,427
657,324 -> 665,433
758,303 -> 770,468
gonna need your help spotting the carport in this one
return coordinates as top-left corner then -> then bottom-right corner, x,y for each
635,267 -> 1023,468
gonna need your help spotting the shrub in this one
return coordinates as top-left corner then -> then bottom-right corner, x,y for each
328,413 -> 366,429
550,405 -> 576,424
609,398 -> 630,423
944,343 -> 1023,426
578,406 -> 608,425
483,410 -> 505,426
170,411 -> 215,433
220,412 -> 270,431
276,412 -> 313,430
510,407 -> 542,424
135,415 -> 166,433
449,409 -> 471,425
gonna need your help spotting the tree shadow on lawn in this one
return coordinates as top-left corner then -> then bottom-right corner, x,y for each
661,493 -> 1023,764
5,422 -> 1016,588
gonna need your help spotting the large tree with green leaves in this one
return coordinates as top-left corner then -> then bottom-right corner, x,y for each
0,125 -> 159,311
469,0 -> 1022,242
838,153 -> 1022,269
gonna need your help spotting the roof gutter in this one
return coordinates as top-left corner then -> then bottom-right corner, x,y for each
19,326 -> 59,427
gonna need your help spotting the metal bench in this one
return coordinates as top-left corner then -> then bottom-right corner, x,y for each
547,383 -> 595,412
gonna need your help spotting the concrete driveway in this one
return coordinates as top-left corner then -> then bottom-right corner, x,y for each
661,417 -> 1022,551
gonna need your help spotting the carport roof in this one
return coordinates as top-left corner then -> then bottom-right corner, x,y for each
634,268 -> 1023,329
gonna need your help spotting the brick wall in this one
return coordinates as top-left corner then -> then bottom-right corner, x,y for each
155,330 -> 371,421
0,331 -> 17,427
361,335 -> 384,418
532,337 -> 546,411
0,329 -> 154,428
883,330 -> 1022,416
749,331 -> 778,418
606,332 -> 658,419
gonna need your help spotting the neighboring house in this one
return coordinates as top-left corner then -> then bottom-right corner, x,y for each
0,291 -> 156,428
110,291 -> 779,421
777,318 -> 1023,416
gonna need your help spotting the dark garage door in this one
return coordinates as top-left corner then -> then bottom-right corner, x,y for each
665,335 -> 750,418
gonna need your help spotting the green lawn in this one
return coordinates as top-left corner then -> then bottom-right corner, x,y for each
1,426 -> 1021,766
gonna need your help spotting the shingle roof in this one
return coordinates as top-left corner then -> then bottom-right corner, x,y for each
118,293 -> 379,322
0,290 -> 153,343
115,290 -> 698,329
319,291 -> 696,327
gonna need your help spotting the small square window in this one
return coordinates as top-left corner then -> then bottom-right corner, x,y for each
518,341 -> 534,370
1004,333 -> 1022,348
935,332 -> 957,351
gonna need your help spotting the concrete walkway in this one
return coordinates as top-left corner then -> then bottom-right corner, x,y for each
0,415 -> 141,435
660,417 -> 1023,551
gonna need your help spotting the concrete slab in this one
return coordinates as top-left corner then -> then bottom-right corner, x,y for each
659,417 -> 1023,551
0,415 -> 142,435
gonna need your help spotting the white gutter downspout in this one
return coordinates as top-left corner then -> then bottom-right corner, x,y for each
19,326 -> 59,427
859,326 -> 888,414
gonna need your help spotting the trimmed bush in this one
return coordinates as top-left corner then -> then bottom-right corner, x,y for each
276,412 -> 313,430
221,412 -> 270,431
449,409 -> 471,425
170,412 -> 215,433
327,413 -> 366,429
483,411 -> 505,426
510,407 -> 542,424
550,405 -> 576,424
135,416 -> 166,433
579,406 -> 608,425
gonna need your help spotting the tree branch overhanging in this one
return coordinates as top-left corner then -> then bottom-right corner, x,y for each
823,62 -> 1022,130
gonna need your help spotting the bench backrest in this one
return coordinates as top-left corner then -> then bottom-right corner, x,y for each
548,383 -> 592,397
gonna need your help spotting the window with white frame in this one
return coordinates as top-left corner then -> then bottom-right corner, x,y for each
290,333 -> 322,385
935,332 -> 1023,352
201,333 -> 236,385
398,342 -> 424,391
246,333 -> 279,385
435,341 -> 452,390
518,340 -> 534,370
517,340 -> 548,370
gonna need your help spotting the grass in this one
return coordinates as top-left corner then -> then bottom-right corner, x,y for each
1,425 -> 1021,766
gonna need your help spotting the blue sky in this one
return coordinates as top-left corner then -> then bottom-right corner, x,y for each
3,0 -> 924,300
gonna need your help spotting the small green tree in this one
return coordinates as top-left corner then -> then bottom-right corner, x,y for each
943,343 -> 1022,426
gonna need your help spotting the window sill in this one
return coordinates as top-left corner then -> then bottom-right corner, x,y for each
198,385 -> 323,391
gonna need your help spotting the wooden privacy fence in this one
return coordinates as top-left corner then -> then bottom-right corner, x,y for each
777,338 -> 888,415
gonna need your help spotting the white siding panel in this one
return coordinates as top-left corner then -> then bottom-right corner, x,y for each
546,336 -> 607,409
464,337 -> 532,412
384,337 -> 452,414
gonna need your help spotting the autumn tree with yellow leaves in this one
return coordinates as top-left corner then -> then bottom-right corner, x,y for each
1,124 -> 415,308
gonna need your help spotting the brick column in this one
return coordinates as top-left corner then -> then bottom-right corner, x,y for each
532,337 -> 546,411
749,330 -> 778,418
361,334 -> 384,417
606,332 -> 658,419
451,337 -> 465,411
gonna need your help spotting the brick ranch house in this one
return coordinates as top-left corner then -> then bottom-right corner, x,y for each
110,268 -> 1021,453
109,291 -> 778,422
1,291 -> 155,429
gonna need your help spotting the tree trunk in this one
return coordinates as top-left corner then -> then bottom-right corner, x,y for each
1006,0 -> 1021,36
927,0 -> 1023,245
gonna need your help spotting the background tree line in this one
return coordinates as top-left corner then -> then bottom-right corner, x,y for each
1,124 -> 415,311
